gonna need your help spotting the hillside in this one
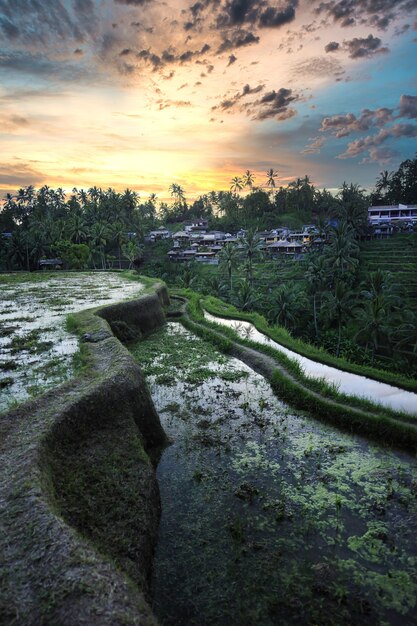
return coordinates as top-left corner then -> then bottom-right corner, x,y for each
360,233 -> 417,312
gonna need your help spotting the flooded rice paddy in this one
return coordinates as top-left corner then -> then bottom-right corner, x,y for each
0,272 -> 143,412
204,311 -> 417,416
132,322 -> 417,626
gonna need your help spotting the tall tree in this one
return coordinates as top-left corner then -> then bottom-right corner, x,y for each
265,168 -> 278,188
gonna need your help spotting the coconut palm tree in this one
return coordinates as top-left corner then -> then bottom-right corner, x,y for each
321,280 -> 355,357
219,242 -> 240,291
239,229 -> 263,284
325,221 -> 359,284
268,283 -> 306,330
67,213 -> 88,244
265,168 -> 278,188
242,170 -> 255,190
89,221 -> 110,269
112,222 -> 127,268
353,269 -> 399,361
169,183 -> 185,203
305,253 -> 328,340
233,279 -> 256,311
230,176 -> 243,194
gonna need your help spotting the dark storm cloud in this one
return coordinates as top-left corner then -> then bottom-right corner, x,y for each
217,30 -> 260,53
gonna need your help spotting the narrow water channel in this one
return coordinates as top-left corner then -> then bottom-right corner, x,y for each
131,322 -> 417,626
204,311 -> 417,416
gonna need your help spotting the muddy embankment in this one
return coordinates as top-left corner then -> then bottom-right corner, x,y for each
0,282 -> 168,626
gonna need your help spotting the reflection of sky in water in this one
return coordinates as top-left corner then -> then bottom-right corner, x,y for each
0,273 -> 143,411
204,312 -> 417,416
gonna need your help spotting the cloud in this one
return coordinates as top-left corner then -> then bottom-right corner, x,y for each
114,0 -> 152,5
344,34 -> 389,59
249,87 -> 299,121
338,123 -> 417,159
302,136 -> 326,154
320,108 -> 394,137
156,99 -> 192,110
0,0 -> 87,45
0,113 -> 30,132
292,56 -> 343,78
227,54 -> 237,66
324,41 -> 340,52
212,83 -> 264,111
0,161 -> 44,187
0,50 -> 90,81
314,0 -> 413,31
215,0 -> 298,29
217,29 -> 260,53
398,94 -> 417,119
258,4 -> 297,28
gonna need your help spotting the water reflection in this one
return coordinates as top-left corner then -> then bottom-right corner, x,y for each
204,311 -> 417,416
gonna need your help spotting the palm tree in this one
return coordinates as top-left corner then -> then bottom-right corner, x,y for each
112,222 -> 127,268
233,279 -> 255,311
321,280 -> 355,357
219,242 -> 240,291
122,240 -> 144,269
89,221 -> 110,269
67,214 -> 88,244
265,168 -> 278,188
242,170 -> 255,190
325,221 -> 359,284
305,253 -> 328,339
169,183 -> 185,203
230,176 -> 243,194
268,284 -> 306,330
354,269 -> 399,361
239,229 -> 263,284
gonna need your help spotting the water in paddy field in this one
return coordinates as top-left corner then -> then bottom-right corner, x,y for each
132,322 -> 417,626
204,312 -> 417,416
0,273 -> 143,412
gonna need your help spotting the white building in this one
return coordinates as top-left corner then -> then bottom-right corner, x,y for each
368,204 -> 417,225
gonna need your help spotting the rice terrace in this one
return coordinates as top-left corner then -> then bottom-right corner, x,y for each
1,0 -> 417,621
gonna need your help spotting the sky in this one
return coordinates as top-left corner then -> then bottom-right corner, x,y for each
0,0 -> 417,202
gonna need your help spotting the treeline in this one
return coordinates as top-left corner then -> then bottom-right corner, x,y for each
0,155 -> 416,272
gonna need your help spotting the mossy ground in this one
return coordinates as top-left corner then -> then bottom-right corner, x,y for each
131,321 -> 417,626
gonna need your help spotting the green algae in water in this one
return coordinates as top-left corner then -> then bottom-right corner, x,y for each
131,322 -> 417,625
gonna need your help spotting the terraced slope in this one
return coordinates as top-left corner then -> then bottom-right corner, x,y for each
360,233 -> 417,311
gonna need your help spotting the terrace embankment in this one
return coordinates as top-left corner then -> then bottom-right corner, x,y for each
0,282 -> 168,626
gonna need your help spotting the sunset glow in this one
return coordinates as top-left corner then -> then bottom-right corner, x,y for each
1,0 -> 416,200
